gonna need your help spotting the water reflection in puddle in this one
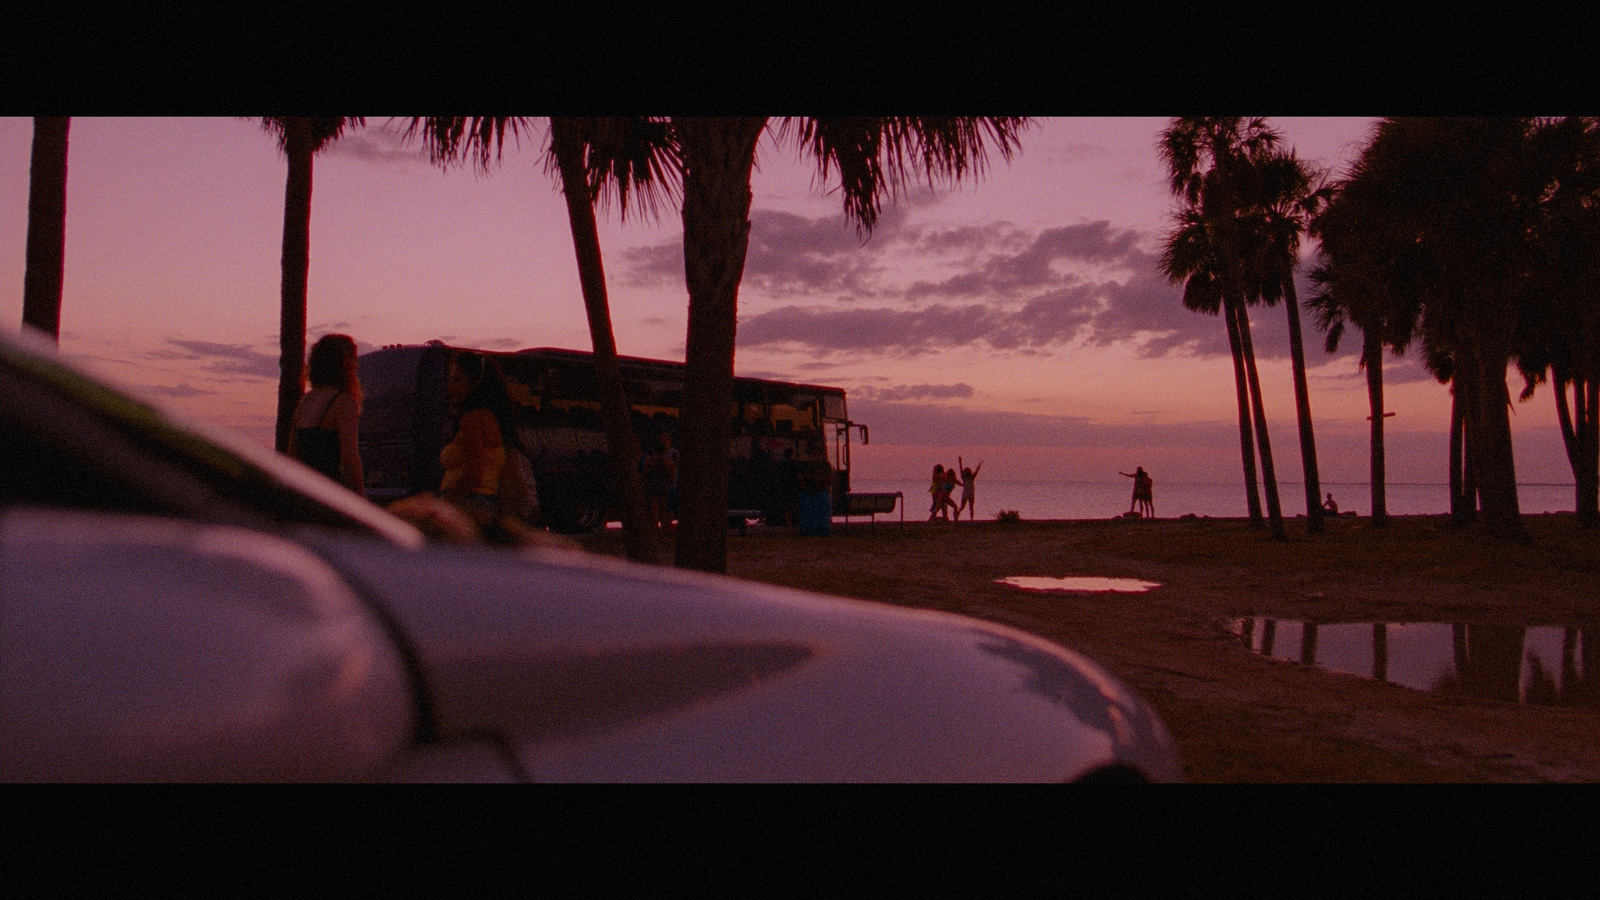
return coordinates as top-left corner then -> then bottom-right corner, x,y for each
1232,617 -> 1599,707
1000,576 -> 1161,593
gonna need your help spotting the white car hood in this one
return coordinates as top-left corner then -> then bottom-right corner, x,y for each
306,536 -> 1181,782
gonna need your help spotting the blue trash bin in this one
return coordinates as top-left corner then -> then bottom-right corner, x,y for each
798,491 -> 832,536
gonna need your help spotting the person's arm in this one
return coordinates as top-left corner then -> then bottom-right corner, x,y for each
1119,471 -> 1134,478
973,461 -> 982,477
333,393 -> 364,496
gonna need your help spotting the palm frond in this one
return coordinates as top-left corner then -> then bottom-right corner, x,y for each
401,117 -> 534,172
543,117 -> 683,223
779,117 -> 1029,233
257,117 -> 365,154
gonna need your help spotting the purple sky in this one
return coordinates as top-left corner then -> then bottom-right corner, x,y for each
0,117 -> 1575,495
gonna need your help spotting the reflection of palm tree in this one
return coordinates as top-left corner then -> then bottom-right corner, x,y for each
1576,628 -> 1600,707
1454,624 -> 1526,703
1300,621 -> 1318,666
21,118 -> 69,342
1523,652 -> 1562,706
258,117 -> 364,454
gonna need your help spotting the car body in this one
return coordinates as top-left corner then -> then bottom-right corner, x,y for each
0,330 -> 1180,782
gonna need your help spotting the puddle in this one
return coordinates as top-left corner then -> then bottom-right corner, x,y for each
1232,618 -> 1600,708
999,576 -> 1161,593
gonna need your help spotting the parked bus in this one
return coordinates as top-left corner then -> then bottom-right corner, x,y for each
357,342 -> 867,532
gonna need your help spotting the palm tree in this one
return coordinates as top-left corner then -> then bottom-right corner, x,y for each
415,117 -> 1027,573
1310,131 -> 1429,529
407,117 -> 680,564
1161,205 -> 1264,525
1160,117 -> 1286,539
1307,260 -> 1393,526
1325,118 -> 1533,541
1248,149 -> 1328,533
258,117 -> 364,454
1514,117 -> 1600,527
21,117 -> 70,342
668,117 -> 1029,572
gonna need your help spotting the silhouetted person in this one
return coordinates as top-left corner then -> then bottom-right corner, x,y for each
1323,492 -> 1339,515
935,466 -> 958,520
643,432 -> 677,532
1120,467 -> 1153,518
955,456 -> 983,521
288,334 -> 364,495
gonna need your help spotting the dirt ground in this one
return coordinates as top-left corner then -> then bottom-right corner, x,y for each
579,513 -> 1600,782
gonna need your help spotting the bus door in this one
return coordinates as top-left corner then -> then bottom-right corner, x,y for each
831,419 -> 866,512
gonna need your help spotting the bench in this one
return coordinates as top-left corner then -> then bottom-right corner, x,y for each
727,509 -> 764,536
841,491 -> 903,531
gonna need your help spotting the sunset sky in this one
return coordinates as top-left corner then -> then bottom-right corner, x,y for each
0,117 -> 1576,496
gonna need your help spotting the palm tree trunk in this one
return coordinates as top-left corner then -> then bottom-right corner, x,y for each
1449,372 -> 1475,525
1222,292 -> 1264,525
21,117 -> 69,343
275,118 -> 314,454
1363,329 -> 1388,527
1553,376 -> 1599,528
672,117 -> 768,574
550,118 -> 658,564
1235,297 -> 1286,539
1581,379 -> 1599,528
1281,262 -> 1324,533
1472,345 -> 1527,542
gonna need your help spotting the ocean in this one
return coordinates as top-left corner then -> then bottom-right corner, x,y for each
849,479 -> 1582,522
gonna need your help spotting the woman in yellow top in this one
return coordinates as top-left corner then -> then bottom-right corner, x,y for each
440,353 -> 509,527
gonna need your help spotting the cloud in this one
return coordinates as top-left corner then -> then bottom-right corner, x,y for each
739,209 -> 903,297
619,204 -> 1370,369
740,303 -> 1013,355
737,280 -> 1123,357
150,340 -> 279,380
618,242 -> 682,287
324,129 -> 432,167
140,383 -> 213,398
903,221 -> 1148,301
904,221 -> 1031,259
1046,142 -> 1114,163
855,399 -> 1249,450
475,336 -> 525,350
1381,356 -> 1441,386
620,205 -> 912,296
858,383 -> 976,402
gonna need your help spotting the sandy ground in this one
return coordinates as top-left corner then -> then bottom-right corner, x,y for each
579,513 -> 1600,782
